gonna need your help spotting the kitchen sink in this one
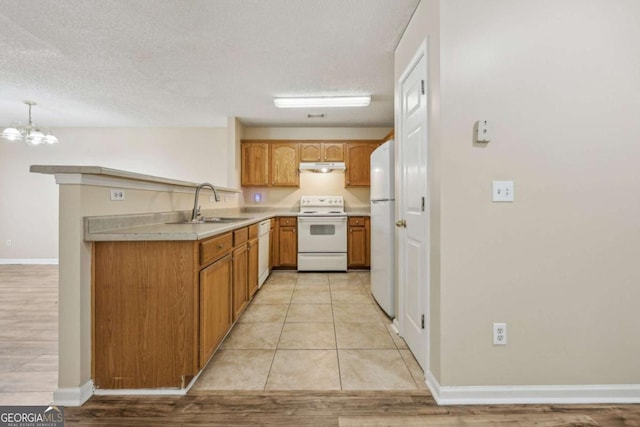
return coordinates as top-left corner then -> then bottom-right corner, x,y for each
202,217 -> 247,223
167,217 -> 247,225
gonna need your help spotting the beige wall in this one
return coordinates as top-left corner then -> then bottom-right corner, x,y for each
394,0 -> 442,380
0,127 -> 229,261
242,127 -> 390,209
244,173 -> 370,210
227,118 -> 245,189
398,0 -> 640,387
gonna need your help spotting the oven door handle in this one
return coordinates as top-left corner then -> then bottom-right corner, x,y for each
297,217 -> 347,223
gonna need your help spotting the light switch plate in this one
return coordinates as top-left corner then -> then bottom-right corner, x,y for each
492,181 -> 514,202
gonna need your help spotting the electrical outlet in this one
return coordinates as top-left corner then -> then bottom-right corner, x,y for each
110,189 -> 125,201
476,119 -> 490,142
6,240 -> 11,247
493,322 -> 507,345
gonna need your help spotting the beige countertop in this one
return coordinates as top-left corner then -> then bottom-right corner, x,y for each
30,164 -> 241,193
85,209 -> 370,242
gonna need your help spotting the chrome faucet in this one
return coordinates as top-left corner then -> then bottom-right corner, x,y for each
190,183 -> 220,222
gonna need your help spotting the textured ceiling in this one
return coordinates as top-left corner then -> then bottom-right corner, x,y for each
0,0 -> 419,128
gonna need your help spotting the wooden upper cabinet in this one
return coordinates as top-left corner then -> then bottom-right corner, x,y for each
300,142 -> 344,162
323,142 -> 344,161
345,142 -> 379,187
241,142 -> 269,186
299,143 -> 322,161
270,142 -> 299,187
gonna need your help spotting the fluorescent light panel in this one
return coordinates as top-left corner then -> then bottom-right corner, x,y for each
274,96 -> 371,108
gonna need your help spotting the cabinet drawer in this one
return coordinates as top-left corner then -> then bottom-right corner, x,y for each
200,232 -> 233,266
279,217 -> 297,226
233,227 -> 249,246
248,223 -> 259,239
348,217 -> 366,227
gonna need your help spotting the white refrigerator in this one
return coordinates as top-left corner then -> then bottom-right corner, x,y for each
370,140 -> 395,317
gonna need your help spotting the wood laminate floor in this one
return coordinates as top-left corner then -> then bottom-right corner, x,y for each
65,391 -> 640,426
4,266 -> 640,426
0,264 -> 58,405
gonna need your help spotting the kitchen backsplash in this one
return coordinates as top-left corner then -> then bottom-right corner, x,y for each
242,172 -> 370,211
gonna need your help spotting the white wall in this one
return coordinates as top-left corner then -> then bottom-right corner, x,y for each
0,127 -> 229,261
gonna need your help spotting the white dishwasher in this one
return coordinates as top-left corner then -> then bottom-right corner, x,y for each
258,219 -> 271,287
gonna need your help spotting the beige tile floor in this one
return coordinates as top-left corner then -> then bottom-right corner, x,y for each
193,271 -> 428,391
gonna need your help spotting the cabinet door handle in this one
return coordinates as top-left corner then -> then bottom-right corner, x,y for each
292,228 -> 296,233
218,244 -> 224,249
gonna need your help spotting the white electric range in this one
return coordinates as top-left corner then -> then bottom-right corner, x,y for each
297,196 -> 348,271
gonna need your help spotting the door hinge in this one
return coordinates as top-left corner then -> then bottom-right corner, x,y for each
421,314 -> 425,329
421,196 -> 425,212
421,80 -> 425,95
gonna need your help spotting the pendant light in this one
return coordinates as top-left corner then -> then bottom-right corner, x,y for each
1,101 -> 59,145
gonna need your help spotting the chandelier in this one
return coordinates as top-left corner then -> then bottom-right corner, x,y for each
1,101 -> 59,145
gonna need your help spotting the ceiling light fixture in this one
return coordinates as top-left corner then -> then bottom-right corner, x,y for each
274,96 -> 371,108
1,101 -> 59,145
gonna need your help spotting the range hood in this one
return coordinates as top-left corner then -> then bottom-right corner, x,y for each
299,162 -> 346,173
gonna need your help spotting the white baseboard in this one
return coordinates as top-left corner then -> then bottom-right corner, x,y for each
391,318 -> 400,335
53,380 -> 94,406
0,258 -> 59,265
425,371 -> 640,405
94,371 -> 202,397
94,388 -> 188,396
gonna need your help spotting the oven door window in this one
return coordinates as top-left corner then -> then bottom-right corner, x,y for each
310,224 -> 335,236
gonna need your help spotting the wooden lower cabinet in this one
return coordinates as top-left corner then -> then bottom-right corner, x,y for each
199,254 -> 232,368
232,244 -> 249,321
274,217 -> 297,269
269,219 -> 274,270
93,240 -> 200,389
347,216 -> 370,269
93,232 -> 238,389
93,220 -> 278,390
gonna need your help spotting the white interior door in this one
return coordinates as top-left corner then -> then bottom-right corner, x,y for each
398,44 -> 429,370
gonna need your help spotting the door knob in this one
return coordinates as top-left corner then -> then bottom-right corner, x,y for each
395,219 -> 406,228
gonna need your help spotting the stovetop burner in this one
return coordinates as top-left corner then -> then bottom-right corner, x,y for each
299,196 -> 345,216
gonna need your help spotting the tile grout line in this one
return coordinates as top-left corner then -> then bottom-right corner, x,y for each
261,276 -> 295,390
328,275 -> 343,391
